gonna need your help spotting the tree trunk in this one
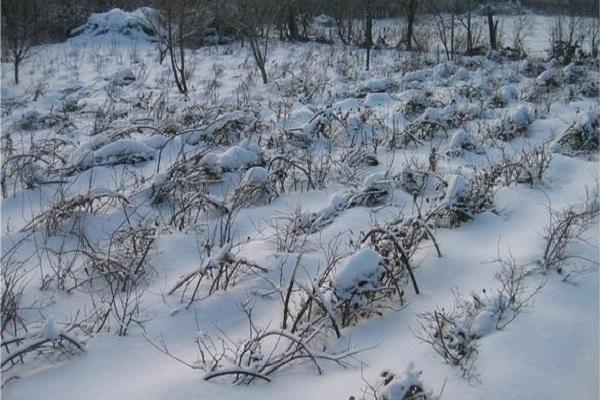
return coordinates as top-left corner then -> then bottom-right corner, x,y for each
406,18 -> 413,51
451,13 -> 455,59
286,8 -> 298,40
14,59 -> 19,84
487,10 -> 497,50
365,8 -> 373,71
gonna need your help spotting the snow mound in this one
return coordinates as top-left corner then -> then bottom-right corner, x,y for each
71,139 -> 155,169
110,68 -> 136,86
361,77 -> 397,93
364,92 -> 393,108
403,70 -> 426,83
446,129 -> 474,155
202,146 -> 260,173
94,139 -> 155,165
70,8 -> 156,41
441,175 -> 468,208
498,84 -> 519,104
333,248 -> 384,297
508,105 -> 532,127
240,167 -> 269,186
536,67 -> 561,83
381,363 -> 427,400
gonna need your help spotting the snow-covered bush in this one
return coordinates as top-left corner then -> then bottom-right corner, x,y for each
1,319 -> 84,381
168,246 -> 266,306
332,248 -> 399,327
444,129 -> 477,157
354,363 -> 437,400
556,111 -> 599,155
70,8 -> 156,41
183,110 -> 256,146
417,258 -> 542,380
156,302 -> 362,385
537,192 -> 600,274
24,189 -> 128,232
110,68 -> 136,86
491,105 -> 533,141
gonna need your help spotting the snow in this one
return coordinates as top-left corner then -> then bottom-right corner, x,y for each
110,68 -> 136,86
1,9 -> 598,400
240,166 -> 269,186
216,145 -> 259,171
498,84 -> 519,104
70,8 -> 155,42
537,67 -> 561,83
333,248 -> 384,294
403,70 -> 426,83
41,318 -> 61,341
508,105 -> 532,127
361,77 -> 397,93
442,175 -> 468,208
364,92 -> 393,108
382,363 -> 427,400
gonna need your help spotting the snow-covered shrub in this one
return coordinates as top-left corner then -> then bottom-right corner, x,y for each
1,319 -> 84,380
183,110 -> 256,146
417,257 -> 542,380
491,105 -> 532,141
24,189 -> 128,232
332,248 -> 400,327
110,68 -> 136,86
70,8 -> 156,41
537,193 -> 600,274
232,167 -> 278,207
555,111 -> 599,155
444,129 -> 477,157
168,246 -> 265,306
171,302 -> 362,385
91,139 -> 155,167
491,84 -> 519,107
354,363 -> 437,400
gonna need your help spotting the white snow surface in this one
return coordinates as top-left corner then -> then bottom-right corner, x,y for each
0,11 -> 598,400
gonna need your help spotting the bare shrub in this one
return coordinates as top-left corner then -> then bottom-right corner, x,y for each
538,191 -> 599,275
150,301 -> 364,384
416,255 -> 542,380
168,245 -> 266,306
23,189 -> 128,233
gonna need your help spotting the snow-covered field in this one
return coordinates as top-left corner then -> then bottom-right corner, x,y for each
1,9 -> 599,400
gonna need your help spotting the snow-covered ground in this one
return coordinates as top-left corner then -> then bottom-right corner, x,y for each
1,8 -> 598,400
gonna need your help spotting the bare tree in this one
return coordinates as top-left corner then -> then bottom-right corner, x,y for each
399,0 -> 420,51
226,0 -> 280,84
153,0 -> 204,94
428,0 -> 455,60
1,0 -> 42,84
364,0 -> 374,70
484,4 -> 499,50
